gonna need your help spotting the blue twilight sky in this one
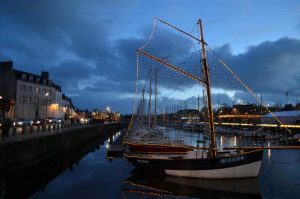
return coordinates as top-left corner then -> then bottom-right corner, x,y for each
0,0 -> 300,113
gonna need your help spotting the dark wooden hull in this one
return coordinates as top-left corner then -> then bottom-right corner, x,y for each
125,150 -> 264,178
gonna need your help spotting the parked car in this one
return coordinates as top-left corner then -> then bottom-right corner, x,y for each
45,118 -> 54,124
45,118 -> 64,124
32,118 -> 45,126
13,118 -> 33,127
53,118 -> 64,124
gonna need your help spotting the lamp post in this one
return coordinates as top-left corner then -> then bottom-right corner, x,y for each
0,96 -> 3,118
45,93 -> 49,119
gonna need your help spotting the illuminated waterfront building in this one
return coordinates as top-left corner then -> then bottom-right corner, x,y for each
0,61 -> 75,119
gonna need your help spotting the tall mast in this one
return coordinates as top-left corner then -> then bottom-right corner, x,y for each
148,67 -> 153,132
154,67 -> 158,128
198,19 -> 217,158
141,85 -> 145,124
197,94 -> 200,112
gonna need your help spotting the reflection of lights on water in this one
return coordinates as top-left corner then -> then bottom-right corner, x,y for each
220,136 -> 223,148
267,142 -> 271,160
233,136 -> 237,147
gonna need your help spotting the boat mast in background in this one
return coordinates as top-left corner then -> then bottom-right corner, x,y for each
198,19 -> 217,158
141,84 -> 145,125
148,67 -> 153,132
154,67 -> 158,128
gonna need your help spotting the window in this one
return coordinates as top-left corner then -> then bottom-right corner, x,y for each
20,96 -> 25,103
28,85 -> 32,92
27,97 -> 32,104
35,97 -> 39,105
20,84 -> 26,91
35,87 -> 39,94
21,74 -> 26,81
36,78 -> 40,84
29,76 -> 33,82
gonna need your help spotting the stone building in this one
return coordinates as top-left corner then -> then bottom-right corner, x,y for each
0,61 -> 75,120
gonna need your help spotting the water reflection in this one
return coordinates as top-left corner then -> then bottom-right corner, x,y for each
0,128 -> 122,199
1,127 -> 300,198
123,169 -> 262,199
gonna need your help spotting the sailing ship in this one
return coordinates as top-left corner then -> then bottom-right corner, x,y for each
124,19 -> 264,179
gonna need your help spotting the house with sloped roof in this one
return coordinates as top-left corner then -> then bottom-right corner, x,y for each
0,61 -> 75,119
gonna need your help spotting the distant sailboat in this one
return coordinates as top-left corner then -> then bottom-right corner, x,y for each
125,67 -> 192,154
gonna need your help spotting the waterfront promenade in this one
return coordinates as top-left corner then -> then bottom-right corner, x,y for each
0,122 -> 114,144
0,121 -> 128,174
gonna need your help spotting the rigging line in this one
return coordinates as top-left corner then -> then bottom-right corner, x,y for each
154,18 -> 285,131
190,23 -> 198,35
123,52 -> 140,143
140,18 -> 157,50
168,59 -> 201,65
156,18 -> 201,43
205,44 -> 292,134
137,49 -> 206,85
161,49 -> 201,61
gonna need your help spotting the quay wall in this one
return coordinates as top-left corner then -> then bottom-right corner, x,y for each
0,122 -> 127,175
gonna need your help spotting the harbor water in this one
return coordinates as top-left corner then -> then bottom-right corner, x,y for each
2,128 -> 300,199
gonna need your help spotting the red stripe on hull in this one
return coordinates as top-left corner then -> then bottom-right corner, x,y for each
128,144 -> 191,153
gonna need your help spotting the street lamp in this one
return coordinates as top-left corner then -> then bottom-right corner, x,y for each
45,92 -> 49,118
0,96 -> 3,118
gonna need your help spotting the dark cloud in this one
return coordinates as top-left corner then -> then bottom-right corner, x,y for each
0,1 -> 300,113
212,37 -> 300,94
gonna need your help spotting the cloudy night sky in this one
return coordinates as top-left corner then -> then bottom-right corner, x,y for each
0,0 -> 300,113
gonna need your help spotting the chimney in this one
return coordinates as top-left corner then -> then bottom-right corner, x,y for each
41,71 -> 49,79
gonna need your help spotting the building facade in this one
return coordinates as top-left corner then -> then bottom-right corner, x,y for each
0,61 -> 75,120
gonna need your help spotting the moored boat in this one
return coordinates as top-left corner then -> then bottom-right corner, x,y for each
125,149 -> 263,178
124,18 -> 264,179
